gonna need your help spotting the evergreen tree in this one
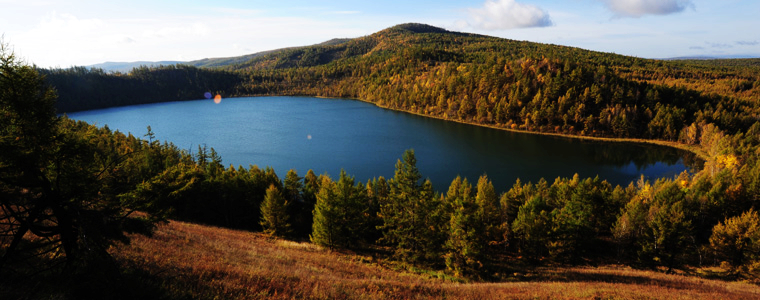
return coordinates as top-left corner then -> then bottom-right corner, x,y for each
301,169 -> 320,221
444,177 -> 483,278
311,175 -> 338,248
379,150 -> 441,263
643,180 -> 692,273
548,190 -> 595,260
512,195 -> 552,260
303,169 -> 320,202
283,169 -> 303,203
475,174 -> 502,247
260,184 -> 291,237
613,181 -> 650,260
614,178 -> 693,272
546,177 -> 601,260
284,169 -> 310,236
335,170 -> 368,247
364,177 -> 388,243
311,170 -> 368,248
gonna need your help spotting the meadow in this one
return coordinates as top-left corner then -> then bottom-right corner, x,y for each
102,219 -> 760,299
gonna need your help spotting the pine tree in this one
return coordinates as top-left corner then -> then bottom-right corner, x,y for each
302,169 -> 320,205
475,174 -> 502,247
444,177 -> 483,278
333,170 -> 363,247
311,175 -> 338,248
379,150 -> 442,263
260,184 -> 291,237
311,170 -> 368,249
643,180 -> 692,273
283,169 -> 303,203
364,177 -> 388,243
512,194 -> 552,260
284,169 -> 310,236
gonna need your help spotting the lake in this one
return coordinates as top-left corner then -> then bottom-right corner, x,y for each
67,96 -> 700,192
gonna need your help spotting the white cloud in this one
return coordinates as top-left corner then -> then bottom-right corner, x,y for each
465,0 -> 552,30
600,0 -> 693,18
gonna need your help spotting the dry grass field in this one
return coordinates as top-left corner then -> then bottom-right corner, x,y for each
100,219 -> 760,300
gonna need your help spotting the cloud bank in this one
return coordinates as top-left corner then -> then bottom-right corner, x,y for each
466,0 -> 552,30
601,0 -> 693,18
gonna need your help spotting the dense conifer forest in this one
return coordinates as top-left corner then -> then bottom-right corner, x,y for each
4,23 -> 760,289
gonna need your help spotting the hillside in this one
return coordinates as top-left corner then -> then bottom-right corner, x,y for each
154,38 -> 354,69
227,23 -> 758,103
228,23 -> 759,143
105,220 -> 760,299
7,219 -> 758,299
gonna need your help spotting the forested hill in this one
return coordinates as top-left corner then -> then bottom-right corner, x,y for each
230,23 -> 760,143
46,23 -> 760,143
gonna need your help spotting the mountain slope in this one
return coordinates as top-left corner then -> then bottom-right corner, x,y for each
228,23 -> 759,142
186,38 -> 354,69
223,22 -> 656,73
227,23 -> 758,102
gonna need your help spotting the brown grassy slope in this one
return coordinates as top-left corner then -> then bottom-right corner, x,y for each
109,220 -> 760,300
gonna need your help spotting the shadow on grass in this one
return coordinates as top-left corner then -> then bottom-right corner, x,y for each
0,262 -> 176,300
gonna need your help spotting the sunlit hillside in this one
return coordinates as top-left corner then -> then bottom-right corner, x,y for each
109,220 -> 760,299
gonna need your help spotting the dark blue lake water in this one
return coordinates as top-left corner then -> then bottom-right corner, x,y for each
67,96 -> 699,192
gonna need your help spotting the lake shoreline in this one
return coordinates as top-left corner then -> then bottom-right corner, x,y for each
313,95 -> 709,162
62,94 -> 708,163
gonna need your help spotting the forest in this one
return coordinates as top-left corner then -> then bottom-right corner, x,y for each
3,23 -> 760,285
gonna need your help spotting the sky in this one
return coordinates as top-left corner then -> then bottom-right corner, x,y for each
1,0 -> 758,68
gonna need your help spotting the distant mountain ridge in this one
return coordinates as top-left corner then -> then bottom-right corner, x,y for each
664,54 -> 760,60
87,61 -> 185,73
87,38 -> 355,72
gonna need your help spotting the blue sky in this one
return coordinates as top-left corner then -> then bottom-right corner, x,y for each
2,0 -> 758,68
